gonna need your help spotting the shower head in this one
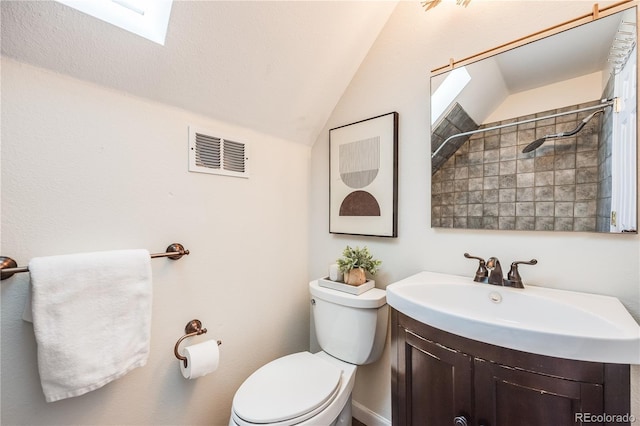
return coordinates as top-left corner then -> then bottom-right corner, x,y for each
521,138 -> 547,154
521,109 -> 605,154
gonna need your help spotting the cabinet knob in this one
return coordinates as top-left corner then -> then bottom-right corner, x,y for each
453,415 -> 469,426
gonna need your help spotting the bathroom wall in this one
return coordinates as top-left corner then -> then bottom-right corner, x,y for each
1,58 -> 311,425
309,1 -> 640,423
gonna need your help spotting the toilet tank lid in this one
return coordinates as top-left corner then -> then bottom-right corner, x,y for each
309,280 -> 386,308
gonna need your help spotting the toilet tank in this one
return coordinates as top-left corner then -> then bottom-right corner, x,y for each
309,280 -> 387,365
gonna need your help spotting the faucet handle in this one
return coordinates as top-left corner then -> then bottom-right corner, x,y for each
464,253 -> 488,282
506,259 -> 538,288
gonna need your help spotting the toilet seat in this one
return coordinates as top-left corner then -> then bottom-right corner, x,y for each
232,352 -> 342,426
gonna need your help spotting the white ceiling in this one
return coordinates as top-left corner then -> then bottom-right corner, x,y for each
1,1 -> 398,145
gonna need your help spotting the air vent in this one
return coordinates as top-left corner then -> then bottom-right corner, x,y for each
188,126 -> 249,178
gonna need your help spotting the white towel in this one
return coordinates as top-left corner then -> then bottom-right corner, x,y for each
28,249 -> 152,402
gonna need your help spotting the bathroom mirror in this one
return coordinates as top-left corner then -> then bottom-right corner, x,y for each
430,5 -> 637,233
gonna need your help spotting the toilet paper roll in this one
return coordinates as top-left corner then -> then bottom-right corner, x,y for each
180,340 -> 220,379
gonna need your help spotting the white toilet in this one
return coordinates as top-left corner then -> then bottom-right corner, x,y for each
229,280 -> 388,426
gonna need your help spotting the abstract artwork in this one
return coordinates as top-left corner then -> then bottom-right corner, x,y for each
329,112 -> 398,237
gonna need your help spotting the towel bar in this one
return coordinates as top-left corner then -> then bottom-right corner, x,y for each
0,243 -> 190,280
174,319 -> 222,368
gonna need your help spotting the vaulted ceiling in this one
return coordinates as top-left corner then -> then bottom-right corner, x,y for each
1,1 -> 398,145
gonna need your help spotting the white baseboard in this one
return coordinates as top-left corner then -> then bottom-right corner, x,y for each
352,400 -> 391,426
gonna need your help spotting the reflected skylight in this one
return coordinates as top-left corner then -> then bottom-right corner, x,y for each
55,0 -> 173,45
431,66 -> 471,124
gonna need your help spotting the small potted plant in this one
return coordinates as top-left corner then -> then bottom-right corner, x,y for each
336,245 -> 382,286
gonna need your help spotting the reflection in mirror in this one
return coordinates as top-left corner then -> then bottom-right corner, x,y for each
430,6 -> 637,233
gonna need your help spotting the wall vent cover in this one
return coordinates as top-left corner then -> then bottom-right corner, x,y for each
188,126 -> 249,178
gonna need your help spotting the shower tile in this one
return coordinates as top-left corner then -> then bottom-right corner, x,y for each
499,188 -> 516,202
555,154 -> 576,170
535,202 -> 554,217
576,133 -> 598,151
554,169 -> 575,185
500,146 -> 517,161
468,177 -> 484,191
468,164 -> 484,178
467,217 -> 483,229
454,167 -> 469,180
574,200 -> 596,217
483,204 -> 499,217
535,186 -> 554,201
500,131 -> 517,147
441,217 -> 453,227
517,172 -> 535,188
555,202 -> 574,217
483,176 -> 499,190
482,217 -> 499,229
517,114 -> 536,130
535,217 -> 555,231
432,182 -> 443,194
454,179 -> 468,192
555,137 -> 577,154
576,151 -> 598,168
534,156 -> 555,172
499,216 -> 516,230
484,135 -> 500,150
484,162 -> 499,176
516,216 -> 536,230
516,202 -> 535,217
484,189 -> 499,203
576,167 -> 598,183
454,191 -> 469,204
484,149 -> 500,163
517,158 -> 535,173
499,175 -> 516,189
554,185 -> 576,201
455,153 -> 469,167
469,190 -> 483,204
454,204 -> 468,217
468,203 -> 483,216
574,217 -> 596,232
469,138 -> 484,152
500,160 -> 516,175
576,183 -> 597,200
468,151 -> 484,165
516,187 -> 535,201
555,217 -> 574,231
535,171 -> 554,186
499,202 -> 515,216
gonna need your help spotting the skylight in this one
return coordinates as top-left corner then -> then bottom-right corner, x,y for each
431,66 -> 471,124
55,0 -> 173,45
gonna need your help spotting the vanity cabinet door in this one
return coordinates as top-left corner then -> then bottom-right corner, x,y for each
396,328 -> 473,426
474,357 -> 603,426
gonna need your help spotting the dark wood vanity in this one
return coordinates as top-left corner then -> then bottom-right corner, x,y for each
391,309 -> 632,426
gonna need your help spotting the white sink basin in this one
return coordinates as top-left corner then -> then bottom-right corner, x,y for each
387,271 -> 640,364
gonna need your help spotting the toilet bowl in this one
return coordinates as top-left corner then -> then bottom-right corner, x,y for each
229,280 -> 387,426
229,351 -> 356,426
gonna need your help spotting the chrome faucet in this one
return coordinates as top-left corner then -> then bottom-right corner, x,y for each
464,253 -> 537,289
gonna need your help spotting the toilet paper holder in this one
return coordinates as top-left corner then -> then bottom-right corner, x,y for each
174,319 -> 222,368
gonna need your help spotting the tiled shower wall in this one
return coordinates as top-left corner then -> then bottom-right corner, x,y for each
431,99 -> 606,231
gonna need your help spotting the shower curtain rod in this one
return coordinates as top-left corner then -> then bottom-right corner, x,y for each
431,99 -> 615,159
0,243 -> 190,280
431,0 -> 634,74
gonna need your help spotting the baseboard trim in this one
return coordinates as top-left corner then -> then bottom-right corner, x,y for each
352,400 -> 391,426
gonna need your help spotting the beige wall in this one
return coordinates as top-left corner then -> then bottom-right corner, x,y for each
309,1 -> 640,422
1,58 -> 310,425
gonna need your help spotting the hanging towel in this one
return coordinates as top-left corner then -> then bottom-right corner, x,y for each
28,249 -> 152,403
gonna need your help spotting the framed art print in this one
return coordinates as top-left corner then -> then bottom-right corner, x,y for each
329,112 -> 398,237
